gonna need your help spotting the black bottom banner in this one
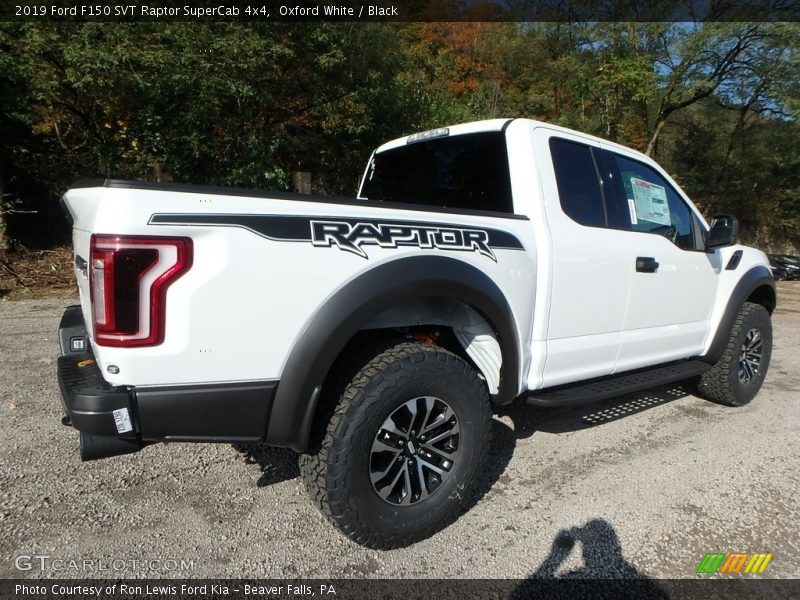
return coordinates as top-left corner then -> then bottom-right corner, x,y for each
2,579 -> 799,600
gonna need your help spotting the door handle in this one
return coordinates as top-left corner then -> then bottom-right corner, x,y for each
636,256 -> 659,273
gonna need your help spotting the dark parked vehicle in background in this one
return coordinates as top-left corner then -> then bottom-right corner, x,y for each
768,254 -> 800,281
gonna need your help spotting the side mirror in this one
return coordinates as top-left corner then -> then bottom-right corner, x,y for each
706,214 -> 740,249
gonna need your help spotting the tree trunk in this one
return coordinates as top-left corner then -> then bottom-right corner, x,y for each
0,151 -> 6,252
154,162 -> 173,183
292,171 -> 312,194
644,116 -> 668,157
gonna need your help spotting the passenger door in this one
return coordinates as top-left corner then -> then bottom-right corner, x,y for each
534,129 -> 632,387
602,147 -> 718,370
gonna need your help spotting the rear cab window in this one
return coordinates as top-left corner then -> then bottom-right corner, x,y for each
359,132 -> 514,214
548,138 -> 607,227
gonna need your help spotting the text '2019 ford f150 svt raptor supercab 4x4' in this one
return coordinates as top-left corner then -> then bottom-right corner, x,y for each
57,119 -> 775,548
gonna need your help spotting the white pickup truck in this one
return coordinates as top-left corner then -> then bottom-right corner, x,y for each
57,119 -> 775,549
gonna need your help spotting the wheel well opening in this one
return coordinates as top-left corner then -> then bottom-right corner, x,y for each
360,297 -> 504,395
303,330 -> 402,454
747,285 -> 776,314
303,298 -> 504,454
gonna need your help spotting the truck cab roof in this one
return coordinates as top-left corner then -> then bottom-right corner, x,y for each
377,118 -> 655,166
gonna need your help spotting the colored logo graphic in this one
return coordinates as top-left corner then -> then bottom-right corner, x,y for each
696,552 -> 773,574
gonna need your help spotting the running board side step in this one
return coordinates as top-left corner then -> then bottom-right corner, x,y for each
526,360 -> 710,408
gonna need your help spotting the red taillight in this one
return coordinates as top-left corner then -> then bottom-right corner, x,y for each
89,235 -> 193,347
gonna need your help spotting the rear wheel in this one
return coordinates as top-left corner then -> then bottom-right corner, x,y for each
299,341 -> 492,549
696,302 -> 772,407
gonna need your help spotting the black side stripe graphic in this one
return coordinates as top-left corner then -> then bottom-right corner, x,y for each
149,214 -> 524,261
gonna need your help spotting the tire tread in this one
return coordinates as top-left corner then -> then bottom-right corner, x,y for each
697,302 -> 771,407
300,341 -> 491,549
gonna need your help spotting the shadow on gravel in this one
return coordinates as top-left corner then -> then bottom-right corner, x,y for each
512,518 -> 668,597
232,443 -> 300,487
502,383 -> 693,439
467,417 -> 516,508
229,384 -> 687,492
232,418 -> 517,515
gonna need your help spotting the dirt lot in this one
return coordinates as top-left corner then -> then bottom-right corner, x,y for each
1,283 -> 798,580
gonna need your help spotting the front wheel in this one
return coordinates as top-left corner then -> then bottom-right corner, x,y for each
696,302 -> 772,407
299,341 -> 492,549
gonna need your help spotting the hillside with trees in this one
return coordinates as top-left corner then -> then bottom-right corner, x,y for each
1,22 -> 797,253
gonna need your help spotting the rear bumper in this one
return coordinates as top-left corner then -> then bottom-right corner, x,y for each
58,352 -> 138,438
57,306 -> 279,453
57,306 -> 138,439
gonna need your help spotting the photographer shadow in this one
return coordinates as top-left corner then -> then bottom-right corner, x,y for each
514,518 -> 668,598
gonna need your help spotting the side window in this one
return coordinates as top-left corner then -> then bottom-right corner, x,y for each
612,154 -> 699,251
549,138 -> 606,227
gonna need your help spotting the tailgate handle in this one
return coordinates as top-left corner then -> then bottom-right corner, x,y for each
636,256 -> 659,273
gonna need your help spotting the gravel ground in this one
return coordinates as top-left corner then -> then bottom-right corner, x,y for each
1,284 -> 798,581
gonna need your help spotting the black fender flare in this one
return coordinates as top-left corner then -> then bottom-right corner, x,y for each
265,255 -> 521,451
701,265 -> 775,364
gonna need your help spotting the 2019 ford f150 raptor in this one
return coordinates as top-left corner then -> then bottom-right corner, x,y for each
57,118 -> 775,548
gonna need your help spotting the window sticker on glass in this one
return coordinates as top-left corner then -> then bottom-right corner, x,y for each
630,177 -> 670,226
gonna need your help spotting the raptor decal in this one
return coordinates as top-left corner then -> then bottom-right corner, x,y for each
310,220 -> 496,260
148,214 -> 524,261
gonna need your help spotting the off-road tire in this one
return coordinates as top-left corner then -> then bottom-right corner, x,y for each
696,302 -> 772,407
299,341 -> 492,549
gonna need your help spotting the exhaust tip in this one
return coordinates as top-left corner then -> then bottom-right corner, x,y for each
79,432 -> 143,461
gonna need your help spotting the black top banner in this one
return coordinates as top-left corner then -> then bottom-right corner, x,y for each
2,0 -> 798,22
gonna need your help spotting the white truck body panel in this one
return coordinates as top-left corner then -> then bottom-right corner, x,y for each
64,186 -> 536,390
530,124 -> 632,387
61,117 -> 772,400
